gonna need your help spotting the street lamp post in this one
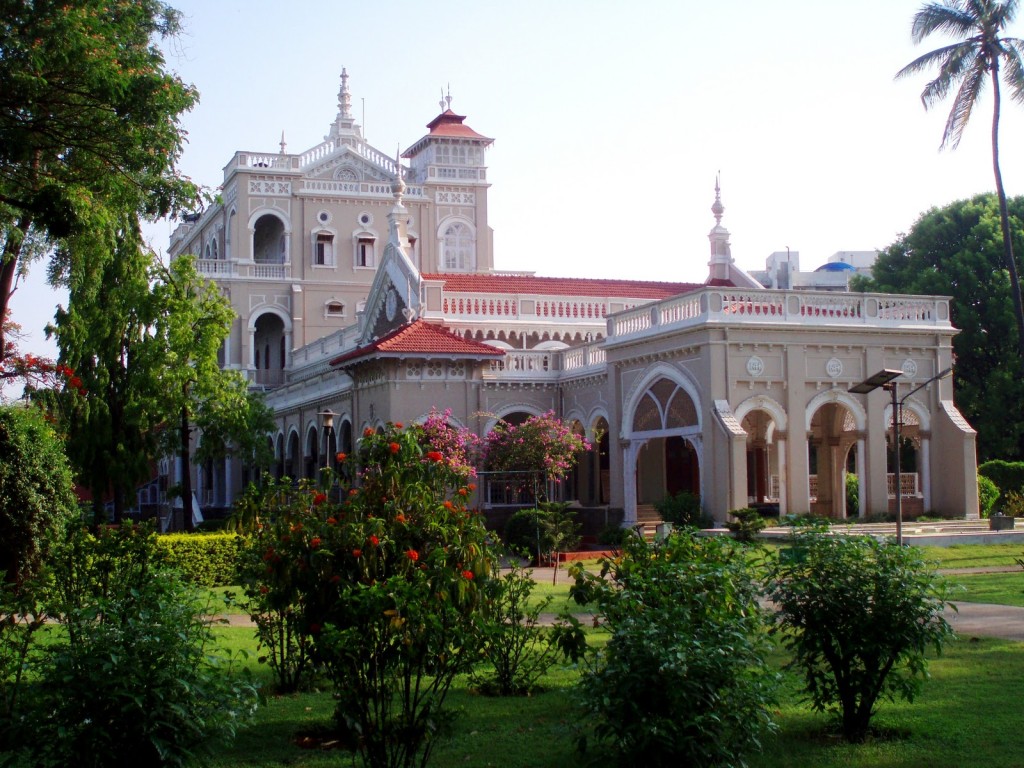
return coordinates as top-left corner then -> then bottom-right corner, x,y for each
851,367 -> 952,545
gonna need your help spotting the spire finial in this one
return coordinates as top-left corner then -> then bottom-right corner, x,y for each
439,88 -> 446,111
392,144 -> 406,201
338,67 -> 352,120
445,83 -> 452,110
711,172 -> 724,225
279,131 -> 287,154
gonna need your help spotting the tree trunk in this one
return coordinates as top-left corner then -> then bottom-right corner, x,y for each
990,68 -> 1024,358
0,216 -> 32,359
180,405 -> 195,532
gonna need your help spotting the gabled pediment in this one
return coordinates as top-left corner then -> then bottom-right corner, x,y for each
358,221 -> 422,346
303,146 -> 393,184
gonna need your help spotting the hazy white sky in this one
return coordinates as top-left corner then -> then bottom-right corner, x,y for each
9,0 -> 1024,366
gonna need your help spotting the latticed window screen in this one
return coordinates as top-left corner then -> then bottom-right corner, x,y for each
632,394 -> 661,432
666,389 -> 697,428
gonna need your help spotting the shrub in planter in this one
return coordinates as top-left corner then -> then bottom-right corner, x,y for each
978,474 -> 1000,518
726,507 -> 766,542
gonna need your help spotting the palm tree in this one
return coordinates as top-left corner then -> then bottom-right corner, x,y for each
897,0 -> 1024,356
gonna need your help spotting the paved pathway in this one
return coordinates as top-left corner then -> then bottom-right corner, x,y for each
217,565 -> 1024,642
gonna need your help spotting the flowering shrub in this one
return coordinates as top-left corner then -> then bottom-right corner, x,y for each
419,407 -> 479,479
242,422 -> 496,767
482,411 -> 589,481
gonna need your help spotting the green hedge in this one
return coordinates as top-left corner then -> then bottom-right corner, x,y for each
155,533 -> 243,587
978,460 -> 1024,500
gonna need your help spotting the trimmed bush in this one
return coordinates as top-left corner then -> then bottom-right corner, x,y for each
156,532 -> 243,586
503,508 -> 554,561
979,460 -> 1024,499
652,490 -> 702,527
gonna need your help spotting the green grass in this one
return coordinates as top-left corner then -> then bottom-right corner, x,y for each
918,543 -> 1024,569
945,571 -> 1024,606
206,627 -> 1024,768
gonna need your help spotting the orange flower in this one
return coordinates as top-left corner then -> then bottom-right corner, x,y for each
461,570 -> 474,580
369,535 -> 380,547
336,452 -> 347,463
443,501 -> 454,511
468,483 -> 477,491
312,492 -> 327,506
352,548 -> 362,558
326,516 -> 338,525
364,427 -> 374,438
405,548 -> 419,562
425,451 -> 444,462
395,514 -> 407,523
310,537 -> 322,549
389,442 -> 400,454
394,422 -> 404,429
458,488 -> 468,496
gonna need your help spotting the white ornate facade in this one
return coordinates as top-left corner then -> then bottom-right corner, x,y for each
169,72 -> 979,526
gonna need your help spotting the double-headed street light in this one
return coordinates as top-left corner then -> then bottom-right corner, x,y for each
850,367 -> 953,545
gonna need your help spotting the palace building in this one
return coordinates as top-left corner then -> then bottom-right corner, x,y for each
167,71 -> 979,528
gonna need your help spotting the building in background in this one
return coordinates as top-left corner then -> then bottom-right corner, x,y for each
168,72 -> 978,529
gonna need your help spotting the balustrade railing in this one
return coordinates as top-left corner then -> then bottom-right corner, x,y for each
486,351 -> 555,378
608,289 -> 951,340
887,472 -> 920,497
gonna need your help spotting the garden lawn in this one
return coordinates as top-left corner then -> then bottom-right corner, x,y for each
945,571 -> 1024,607
208,626 -> 1024,768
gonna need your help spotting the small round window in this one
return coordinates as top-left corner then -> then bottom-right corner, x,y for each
317,210 -> 331,224
359,212 -> 373,227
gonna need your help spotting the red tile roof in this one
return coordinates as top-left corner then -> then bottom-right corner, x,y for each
329,320 -> 505,367
424,109 -> 490,140
422,273 -> 702,299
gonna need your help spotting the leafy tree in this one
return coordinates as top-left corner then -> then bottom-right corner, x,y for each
767,526 -> 954,743
897,0 -> 1024,356
854,194 -> 1024,460
150,256 -> 253,530
50,216 -> 160,523
0,0 -> 199,358
564,530 -> 777,767
0,405 -> 77,588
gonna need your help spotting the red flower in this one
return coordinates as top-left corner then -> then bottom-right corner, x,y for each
259,585 -> 269,594
461,570 -> 474,580
443,501 -> 454,511
352,548 -> 362,558
364,427 -> 375,438
336,452 -> 347,463
369,535 -> 380,547
389,442 -> 400,454
458,488 -> 468,496
310,537 -> 322,549
425,451 -> 444,462
405,548 -> 419,562
394,422 -> 404,429
312,492 -> 327,506
468,483 -> 477,491
326,516 -> 338,525
309,623 -> 322,634
395,513 -> 407,523
331,574 -> 342,584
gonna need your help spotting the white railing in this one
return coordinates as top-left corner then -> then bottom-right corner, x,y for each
300,179 -> 425,198
289,326 -> 361,369
562,342 -> 606,372
607,289 -> 951,340
228,152 -> 296,171
195,259 -> 235,276
438,293 -> 618,322
485,351 -> 556,379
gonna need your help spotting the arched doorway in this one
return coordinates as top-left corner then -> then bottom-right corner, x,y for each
631,376 -> 701,505
253,312 -> 286,388
808,402 -> 859,518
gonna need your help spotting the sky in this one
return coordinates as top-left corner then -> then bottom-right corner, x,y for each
8,0 -> 1024,371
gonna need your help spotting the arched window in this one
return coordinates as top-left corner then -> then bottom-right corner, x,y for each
211,238 -> 219,260
442,222 -> 474,271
